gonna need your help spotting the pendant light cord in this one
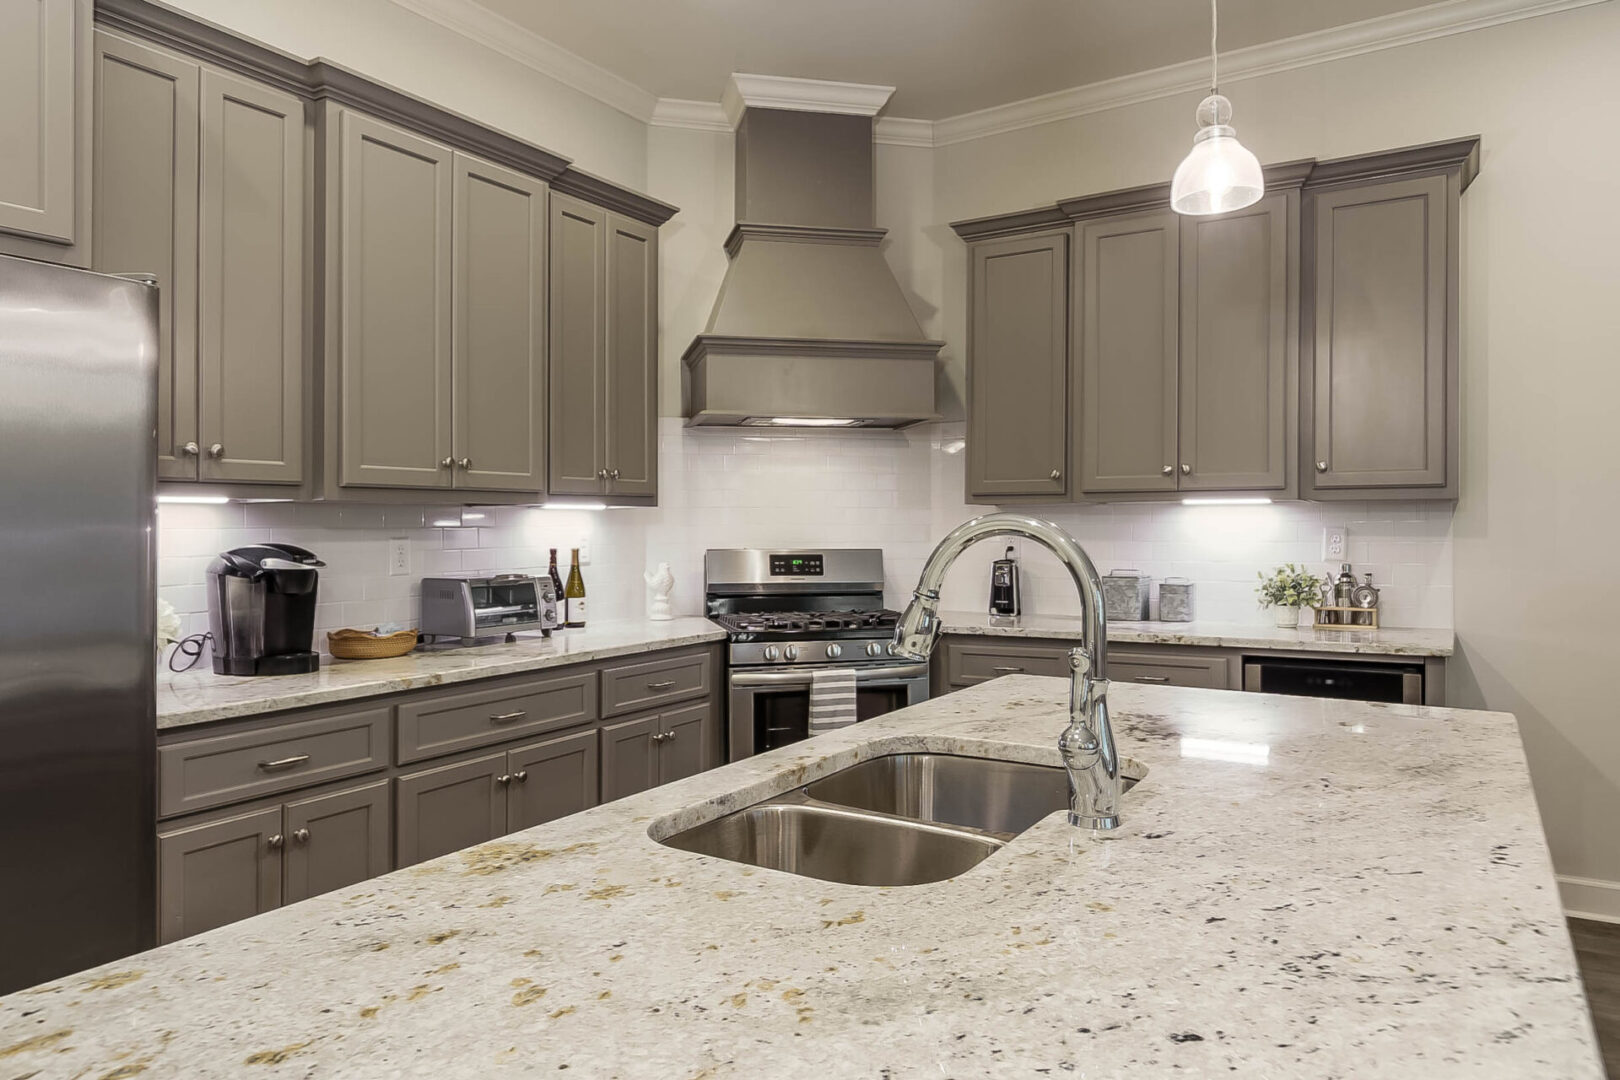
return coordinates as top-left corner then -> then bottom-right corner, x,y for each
1210,0 -> 1219,96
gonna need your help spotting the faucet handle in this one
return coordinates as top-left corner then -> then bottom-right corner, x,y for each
1068,644 -> 1092,678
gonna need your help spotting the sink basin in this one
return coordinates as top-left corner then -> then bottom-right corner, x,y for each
659,752 -> 1147,887
661,801 -> 1002,887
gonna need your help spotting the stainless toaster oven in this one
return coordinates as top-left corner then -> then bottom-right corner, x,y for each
421,574 -> 559,642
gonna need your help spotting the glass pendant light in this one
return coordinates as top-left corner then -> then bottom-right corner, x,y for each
1170,0 -> 1263,216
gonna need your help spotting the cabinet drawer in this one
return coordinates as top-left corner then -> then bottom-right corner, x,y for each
396,671 -> 597,764
1109,649 -> 1228,690
945,639 -> 1073,687
158,707 -> 390,819
600,650 -> 711,718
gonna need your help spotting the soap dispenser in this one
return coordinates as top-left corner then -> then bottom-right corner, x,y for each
989,545 -> 1021,617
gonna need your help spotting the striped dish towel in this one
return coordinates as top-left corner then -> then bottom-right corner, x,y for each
808,666 -> 858,735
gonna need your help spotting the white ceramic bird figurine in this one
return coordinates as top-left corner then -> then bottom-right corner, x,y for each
644,562 -> 675,621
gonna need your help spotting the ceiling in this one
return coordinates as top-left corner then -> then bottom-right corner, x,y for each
470,0 -> 1444,119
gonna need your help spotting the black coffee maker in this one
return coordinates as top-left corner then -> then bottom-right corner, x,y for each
205,543 -> 325,675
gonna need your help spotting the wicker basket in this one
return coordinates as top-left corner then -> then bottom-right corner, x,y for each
327,628 -> 419,660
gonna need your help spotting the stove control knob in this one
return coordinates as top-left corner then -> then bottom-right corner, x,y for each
865,642 -> 883,657
826,643 -> 843,659
887,641 -> 900,656
763,645 -> 781,662
784,645 -> 800,662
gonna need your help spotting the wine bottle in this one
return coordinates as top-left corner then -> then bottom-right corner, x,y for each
547,549 -> 564,610
564,548 -> 587,628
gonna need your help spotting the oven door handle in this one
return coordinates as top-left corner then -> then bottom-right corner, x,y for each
728,661 -> 930,688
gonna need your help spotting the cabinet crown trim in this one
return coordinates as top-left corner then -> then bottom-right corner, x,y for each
723,222 -> 886,257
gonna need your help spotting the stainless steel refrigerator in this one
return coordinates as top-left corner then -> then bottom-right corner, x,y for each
0,254 -> 158,993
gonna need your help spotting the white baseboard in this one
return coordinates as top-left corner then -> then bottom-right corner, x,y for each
1560,875 -> 1620,923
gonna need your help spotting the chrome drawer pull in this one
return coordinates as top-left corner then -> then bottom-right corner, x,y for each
991,666 -> 1025,674
646,680 -> 676,691
489,710 -> 527,724
258,755 -> 310,772
1133,675 -> 1171,683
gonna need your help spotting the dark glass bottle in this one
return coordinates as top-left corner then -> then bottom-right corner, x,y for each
548,548 -> 564,613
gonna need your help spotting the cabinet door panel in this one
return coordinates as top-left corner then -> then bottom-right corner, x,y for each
338,110 -> 453,489
507,727 -> 599,832
604,213 -> 657,498
0,0 -> 76,244
93,31 -> 199,481
1306,175 -> 1449,491
395,752 -> 506,867
198,67 -> 304,484
452,152 -> 546,492
283,780 -> 390,904
1179,193 -> 1292,491
599,714 -> 658,803
157,805 -> 282,944
1079,211 -> 1179,494
656,701 -> 715,787
547,192 -> 607,495
967,231 -> 1068,497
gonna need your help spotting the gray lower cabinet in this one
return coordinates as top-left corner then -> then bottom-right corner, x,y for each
507,728 -> 599,832
0,0 -> 91,264
600,700 -> 717,802
1178,192 -> 1296,492
1078,210 -> 1181,494
966,230 -> 1069,499
394,751 -> 507,867
547,192 -> 659,504
283,779 -> 390,904
157,804 -> 282,945
1108,648 -> 1229,690
1303,172 -> 1457,498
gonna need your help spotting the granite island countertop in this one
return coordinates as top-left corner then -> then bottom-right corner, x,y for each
5,677 -> 1597,1077
157,617 -> 726,730
942,609 -> 1456,657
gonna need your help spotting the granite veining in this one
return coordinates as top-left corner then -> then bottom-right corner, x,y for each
157,618 -> 726,730
6,677 -> 1597,1077
942,609 -> 1455,657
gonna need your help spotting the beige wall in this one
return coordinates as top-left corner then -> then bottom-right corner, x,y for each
163,0 -> 648,187
931,2 -> 1620,909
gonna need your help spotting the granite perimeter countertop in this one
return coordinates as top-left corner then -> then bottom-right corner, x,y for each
157,618 -> 726,730
941,610 -> 1456,657
5,677 -> 1596,1077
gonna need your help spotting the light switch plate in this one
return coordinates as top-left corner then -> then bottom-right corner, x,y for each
1322,524 -> 1348,562
577,540 -> 591,566
388,538 -> 410,576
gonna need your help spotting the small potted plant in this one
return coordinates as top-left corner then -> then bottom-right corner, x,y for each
1256,564 -> 1323,628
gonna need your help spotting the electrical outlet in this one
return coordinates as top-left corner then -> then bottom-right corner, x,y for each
576,540 -> 591,566
1321,524 -> 1348,562
388,538 -> 410,577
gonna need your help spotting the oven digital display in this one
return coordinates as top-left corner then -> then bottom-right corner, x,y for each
770,553 -> 823,576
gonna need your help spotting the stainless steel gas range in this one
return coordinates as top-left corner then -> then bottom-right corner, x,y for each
705,548 -> 929,760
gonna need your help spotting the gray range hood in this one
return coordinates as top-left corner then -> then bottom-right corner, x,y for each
683,102 -> 943,429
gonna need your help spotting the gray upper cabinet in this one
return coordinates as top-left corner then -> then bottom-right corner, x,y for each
604,213 -> 658,500
548,191 -> 608,496
0,0 -> 90,264
1178,191 -> 1296,493
197,67 -> 305,485
451,152 -> 547,492
967,231 -> 1069,499
1078,210 -> 1180,494
93,30 -> 200,482
333,109 -> 454,490
1303,172 -> 1456,498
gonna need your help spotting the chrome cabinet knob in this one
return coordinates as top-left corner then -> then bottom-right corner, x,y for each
1315,460 -> 1328,472
763,645 -> 780,661
664,730 -> 676,740
513,770 -> 528,783
784,644 -> 800,662
1180,463 -> 1191,475
865,642 -> 883,657
441,457 -> 454,468
1161,464 -> 1173,476
496,773 -> 512,785
826,643 -> 842,659
456,457 -> 471,470
609,468 -> 621,480
597,468 -> 608,479
180,441 -> 200,457
207,443 -> 224,458
651,732 -> 667,743
267,834 -> 284,850
1049,468 -> 1060,480
292,828 -> 310,844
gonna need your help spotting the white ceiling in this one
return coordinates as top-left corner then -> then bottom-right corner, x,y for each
468,0 -> 1443,119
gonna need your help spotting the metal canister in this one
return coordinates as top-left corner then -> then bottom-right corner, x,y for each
1158,578 -> 1194,622
1102,570 -> 1152,621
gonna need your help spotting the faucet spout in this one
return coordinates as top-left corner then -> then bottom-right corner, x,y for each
891,513 -> 1121,832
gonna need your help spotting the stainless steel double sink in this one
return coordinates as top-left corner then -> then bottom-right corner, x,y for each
660,753 -> 1145,887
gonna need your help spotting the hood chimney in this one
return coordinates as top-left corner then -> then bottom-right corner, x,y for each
683,75 -> 942,429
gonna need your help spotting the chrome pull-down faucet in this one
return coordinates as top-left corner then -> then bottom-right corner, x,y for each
891,513 -> 1120,831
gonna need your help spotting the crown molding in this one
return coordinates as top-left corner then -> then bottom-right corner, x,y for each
650,98 -> 731,132
929,0 -> 1607,147
874,116 -> 935,148
721,73 -> 896,127
388,0 -> 656,122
